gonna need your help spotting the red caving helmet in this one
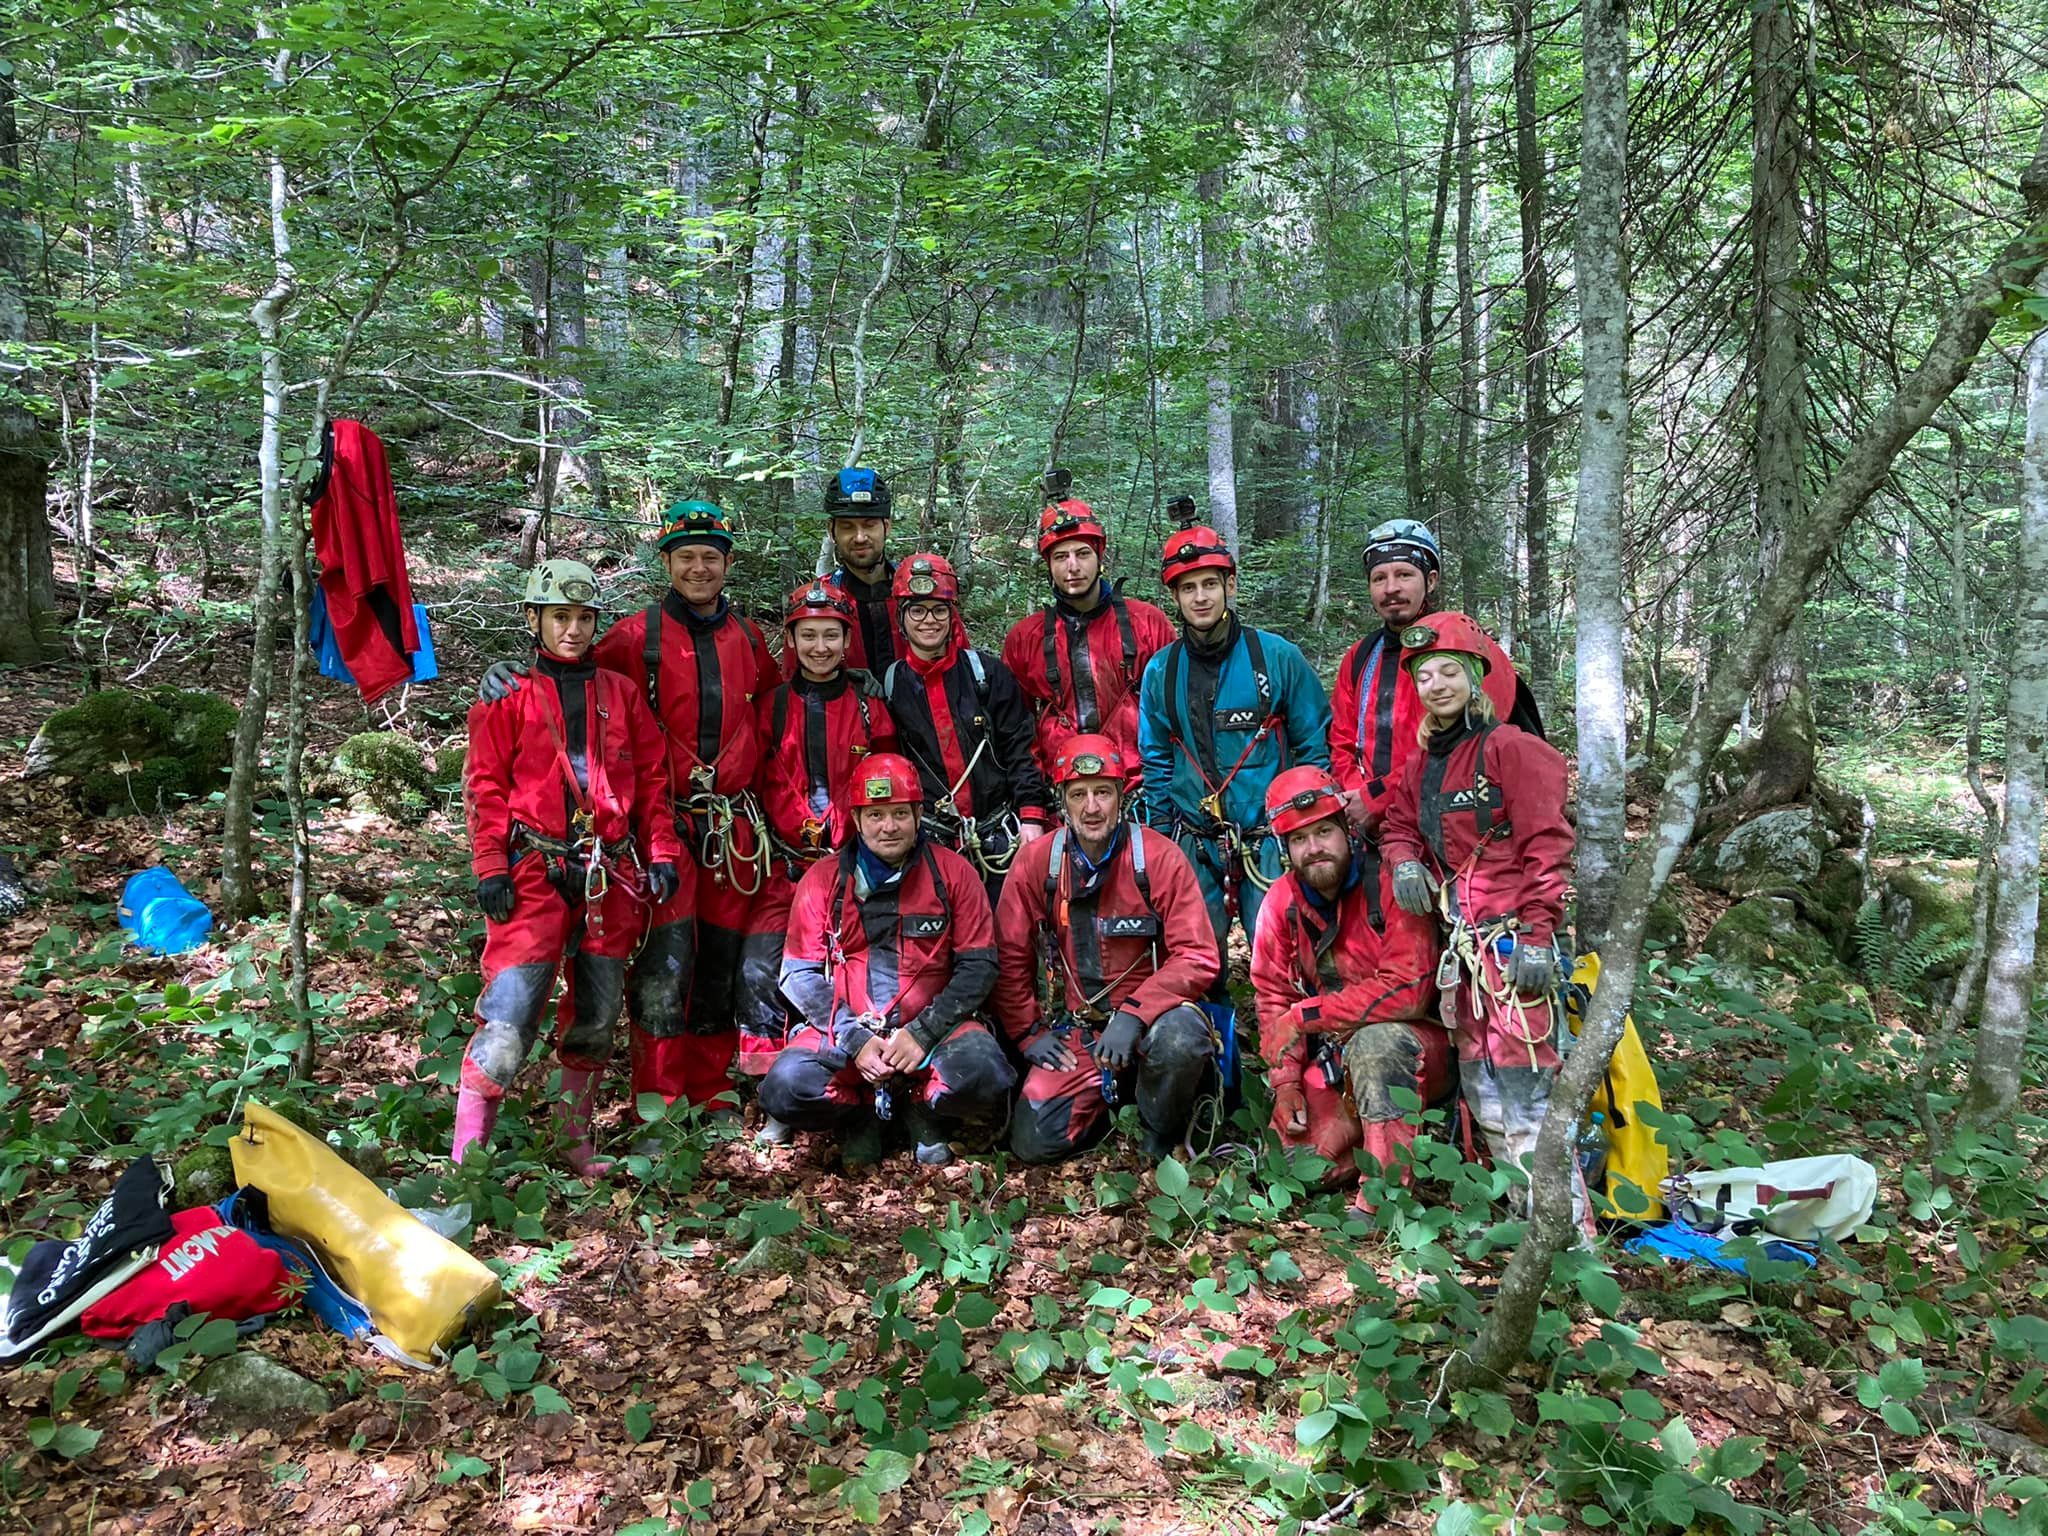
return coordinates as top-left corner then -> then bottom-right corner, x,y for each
1398,611 -> 1495,678
853,753 -> 924,808
1037,499 -> 1107,557
1266,766 -> 1347,838
892,552 -> 960,606
784,579 -> 855,631
1160,524 -> 1236,588
1051,733 -> 1126,787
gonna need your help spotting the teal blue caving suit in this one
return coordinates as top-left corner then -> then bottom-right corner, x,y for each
1138,615 -> 1332,957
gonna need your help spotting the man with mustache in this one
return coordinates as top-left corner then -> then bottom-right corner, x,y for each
1329,520 -> 1539,834
1249,766 -> 1452,1200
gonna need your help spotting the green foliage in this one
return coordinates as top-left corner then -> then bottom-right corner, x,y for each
329,731 -> 433,824
31,687 -> 237,816
1853,898 -> 1975,999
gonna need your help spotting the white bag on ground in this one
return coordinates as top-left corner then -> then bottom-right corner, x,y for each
1664,1154 -> 1878,1244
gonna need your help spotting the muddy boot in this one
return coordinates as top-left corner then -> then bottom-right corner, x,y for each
839,1109 -> 885,1172
901,1098 -> 952,1167
553,1067 -> 614,1179
756,1115 -> 795,1146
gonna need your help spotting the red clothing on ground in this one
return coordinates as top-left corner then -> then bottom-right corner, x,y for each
1329,622 -> 1520,829
1002,590 -> 1175,783
992,824 -> 1219,1040
310,420 -> 420,705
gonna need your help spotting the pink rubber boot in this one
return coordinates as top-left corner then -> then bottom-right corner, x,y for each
554,1066 -> 615,1179
452,1083 -> 500,1166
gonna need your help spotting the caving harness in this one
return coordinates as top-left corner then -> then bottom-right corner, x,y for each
641,602 -> 770,897
1159,628 -> 1287,913
881,652 -> 1023,880
1419,721 -> 1558,1069
819,842 -> 954,1118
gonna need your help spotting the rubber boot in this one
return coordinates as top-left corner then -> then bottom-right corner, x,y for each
756,1115 -> 794,1146
452,1084 -> 499,1166
553,1066 -> 614,1179
901,1097 -> 952,1167
840,1109 -> 885,1172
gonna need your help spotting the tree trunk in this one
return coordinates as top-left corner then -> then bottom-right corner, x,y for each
1405,116 -> 1458,528
0,68 -> 52,663
718,78 -> 774,435
1749,0 -> 1816,800
1964,284 -> 2048,1122
1199,149 -> 1240,550
1512,0 -> 1555,705
1572,0 -> 1631,950
1457,117 -> 2048,1387
220,47 -> 299,921
1451,0 -> 1481,613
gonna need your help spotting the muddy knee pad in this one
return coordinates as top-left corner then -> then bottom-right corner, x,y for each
1341,1023 -> 1425,1124
1009,1063 -> 1107,1165
1135,1004 -> 1214,1136
630,920 -> 695,1039
689,923 -> 745,1033
758,1048 -> 851,1132
559,954 -> 626,1068
463,1010 -> 544,1097
925,1027 -> 1017,1126
735,931 -> 790,1040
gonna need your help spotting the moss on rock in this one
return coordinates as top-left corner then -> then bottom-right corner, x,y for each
173,1142 -> 238,1207
330,731 -> 432,824
1703,895 -> 1837,976
26,687 -> 237,815
1644,889 -> 1689,955
1689,806 -> 1832,896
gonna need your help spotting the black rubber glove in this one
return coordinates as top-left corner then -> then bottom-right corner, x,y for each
646,861 -> 679,906
1092,1010 -> 1143,1071
1391,861 -> 1440,917
1019,1030 -> 1073,1070
477,874 -> 515,923
478,659 -> 529,704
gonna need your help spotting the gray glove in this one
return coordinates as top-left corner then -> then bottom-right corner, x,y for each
476,875 -> 515,923
1507,940 -> 1555,995
1391,860 -> 1439,916
1019,1030 -> 1073,1070
1092,1010 -> 1143,1071
478,659 -> 530,703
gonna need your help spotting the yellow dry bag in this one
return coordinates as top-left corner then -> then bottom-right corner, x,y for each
231,1101 -> 500,1363
1565,952 -> 1670,1221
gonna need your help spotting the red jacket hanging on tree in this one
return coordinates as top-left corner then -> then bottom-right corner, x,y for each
753,674 -> 897,855
1001,587 -> 1175,783
310,420 -> 420,705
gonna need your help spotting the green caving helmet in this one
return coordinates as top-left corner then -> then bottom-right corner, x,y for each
523,558 -> 603,610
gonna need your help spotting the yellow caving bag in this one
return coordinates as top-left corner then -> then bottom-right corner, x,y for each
231,1101 -> 500,1363
1564,952 -> 1669,1221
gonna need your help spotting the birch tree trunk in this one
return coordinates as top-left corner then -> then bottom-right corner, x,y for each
1964,289 -> 2048,1123
1572,0 -> 1631,949
1457,116 -> 2048,1387
220,40 -> 298,921
1199,148 -> 1240,550
1512,0 -> 1555,706
1451,0 -> 1481,612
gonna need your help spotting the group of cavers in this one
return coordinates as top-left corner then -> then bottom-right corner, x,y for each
459,469 -> 1595,1230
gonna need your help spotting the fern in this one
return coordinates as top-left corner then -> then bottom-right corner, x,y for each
1853,898 -> 1973,994
496,1239 -> 577,1295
